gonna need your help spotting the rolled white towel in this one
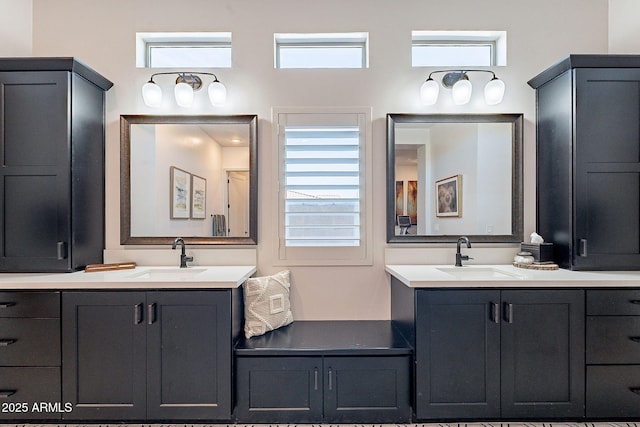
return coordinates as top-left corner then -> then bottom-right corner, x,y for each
530,232 -> 544,244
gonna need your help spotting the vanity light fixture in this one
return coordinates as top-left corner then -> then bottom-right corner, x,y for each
420,70 -> 505,106
142,72 -> 227,108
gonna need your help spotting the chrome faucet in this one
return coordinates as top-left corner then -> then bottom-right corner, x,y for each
172,237 -> 193,268
455,236 -> 472,267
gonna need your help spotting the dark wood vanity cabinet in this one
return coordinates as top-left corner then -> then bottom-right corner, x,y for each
236,355 -> 410,423
414,290 -> 500,419
234,321 -> 412,423
529,55 -> 640,270
62,290 -> 239,421
398,284 -> 585,420
0,291 -> 61,420
586,289 -> 640,418
0,58 -> 112,272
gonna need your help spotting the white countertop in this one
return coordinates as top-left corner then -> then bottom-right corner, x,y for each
0,265 -> 257,290
386,264 -> 640,287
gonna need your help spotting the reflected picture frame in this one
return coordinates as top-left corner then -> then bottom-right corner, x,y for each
191,174 -> 206,219
435,174 -> 462,217
170,166 -> 191,219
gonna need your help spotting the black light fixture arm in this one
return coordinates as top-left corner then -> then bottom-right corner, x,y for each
146,71 -> 221,91
426,69 -> 498,87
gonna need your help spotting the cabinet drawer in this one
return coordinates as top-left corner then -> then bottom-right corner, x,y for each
587,365 -> 640,418
0,367 -> 61,420
587,316 -> 640,364
0,319 -> 60,366
0,292 -> 60,318
587,290 -> 640,315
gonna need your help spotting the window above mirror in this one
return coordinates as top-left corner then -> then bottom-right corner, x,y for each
136,32 -> 233,68
411,30 -> 507,67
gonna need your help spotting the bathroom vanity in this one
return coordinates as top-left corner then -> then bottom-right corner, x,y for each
388,264 -> 640,421
0,266 -> 255,421
4,264 -> 640,422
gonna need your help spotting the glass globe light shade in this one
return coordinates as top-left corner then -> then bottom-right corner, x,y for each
420,78 -> 440,105
141,81 -> 162,108
484,77 -> 506,105
452,79 -> 472,105
174,82 -> 194,108
208,80 -> 227,106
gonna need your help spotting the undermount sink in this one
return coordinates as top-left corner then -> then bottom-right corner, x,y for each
126,268 -> 208,280
437,267 -> 524,280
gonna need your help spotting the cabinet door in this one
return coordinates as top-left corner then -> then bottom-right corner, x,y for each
324,356 -> 411,423
415,290 -> 501,419
0,71 -> 72,272
574,68 -> 640,269
500,289 -> 585,418
235,356 -> 323,422
62,292 -> 147,420
146,291 -> 231,420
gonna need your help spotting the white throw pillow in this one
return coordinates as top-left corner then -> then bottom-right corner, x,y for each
243,270 -> 293,338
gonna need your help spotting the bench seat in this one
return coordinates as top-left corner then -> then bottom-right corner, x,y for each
235,320 -> 412,356
234,320 -> 413,423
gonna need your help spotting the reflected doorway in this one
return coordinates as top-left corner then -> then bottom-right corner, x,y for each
226,170 -> 249,237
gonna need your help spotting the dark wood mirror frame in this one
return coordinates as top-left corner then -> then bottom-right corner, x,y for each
386,113 -> 523,244
120,114 -> 258,245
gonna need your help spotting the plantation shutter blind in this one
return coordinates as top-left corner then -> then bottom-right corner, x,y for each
275,110 -> 371,264
284,126 -> 360,246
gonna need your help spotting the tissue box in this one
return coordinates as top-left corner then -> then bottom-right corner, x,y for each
521,243 -> 554,263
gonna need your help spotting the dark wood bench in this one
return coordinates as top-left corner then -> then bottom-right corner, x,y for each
234,320 -> 413,423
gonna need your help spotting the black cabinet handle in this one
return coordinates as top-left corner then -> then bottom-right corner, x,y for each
630,387 -> 640,396
630,300 -> 640,305
328,368 -> 333,391
56,241 -> 67,260
490,302 -> 500,324
148,303 -> 157,325
578,239 -> 588,257
504,302 -> 514,324
313,368 -> 318,390
134,303 -> 143,325
0,390 -> 16,398
0,302 -> 16,309
0,339 -> 16,346
630,337 -> 640,344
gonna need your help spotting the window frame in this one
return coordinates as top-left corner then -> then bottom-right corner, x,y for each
411,41 -> 496,67
274,33 -> 369,69
411,30 -> 507,67
136,32 -> 232,68
146,41 -> 232,68
272,107 -> 373,266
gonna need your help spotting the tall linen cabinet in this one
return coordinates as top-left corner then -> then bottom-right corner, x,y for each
0,58 -> 112,272
528,55 -> 640,270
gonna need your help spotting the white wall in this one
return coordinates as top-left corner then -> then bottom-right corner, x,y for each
25,0 -> 610,320
609,0 -> 640,53
130,124 -> 224,237
0,0 -> 32,56
476,123 -> 512,236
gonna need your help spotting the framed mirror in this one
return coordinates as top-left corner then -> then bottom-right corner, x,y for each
121,115 -> 258,245
387,113 -> 523,243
